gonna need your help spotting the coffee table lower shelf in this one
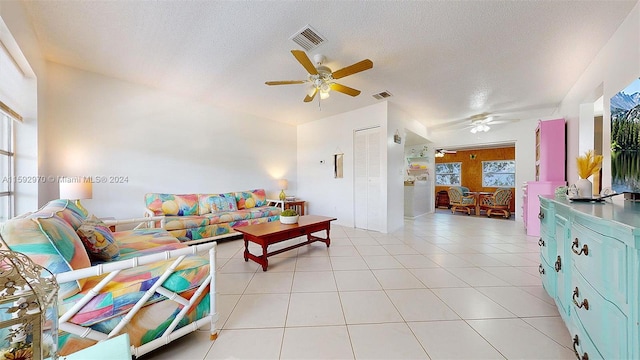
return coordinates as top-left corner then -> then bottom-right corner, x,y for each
234,215 -> 337,271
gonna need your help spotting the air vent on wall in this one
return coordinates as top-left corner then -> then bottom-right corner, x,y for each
372,91 -> 393,100
290,25 -> 327,52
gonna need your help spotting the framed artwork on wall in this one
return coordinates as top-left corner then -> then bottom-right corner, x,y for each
611,77 -> 640,195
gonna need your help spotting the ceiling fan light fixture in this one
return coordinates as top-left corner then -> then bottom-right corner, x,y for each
470,123 -> 490,133
320,90 -> 330,100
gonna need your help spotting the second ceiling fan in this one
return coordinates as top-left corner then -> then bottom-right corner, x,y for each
266,50 -> 373,102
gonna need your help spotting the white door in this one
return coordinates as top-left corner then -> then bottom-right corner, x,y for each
354,127 -> 381,231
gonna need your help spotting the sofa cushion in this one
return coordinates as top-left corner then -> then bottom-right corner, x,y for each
235,189 -> 267,209
145,193 -> 199,216
229,215 -> 280,229
1,215 -> 91,299
205,206 -> 281,225
162,216 -> 210,232
206,210 -> 251,224
198,193 -> 238,215
114,228 -> 185,260
245,206 -> 281,219
76,215 -> 119,262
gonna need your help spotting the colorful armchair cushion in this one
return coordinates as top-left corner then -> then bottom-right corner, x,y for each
198,193 -> 238,214
235,189 -> 267,209
145,194 -> 199,216
32,199 -> 89,230
59,255 -> 210,326
57,287 -> 210,355
76,215 -> 120,262
114,228 -> 185,260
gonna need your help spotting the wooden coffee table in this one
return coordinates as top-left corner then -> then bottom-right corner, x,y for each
234,215 -> 337,271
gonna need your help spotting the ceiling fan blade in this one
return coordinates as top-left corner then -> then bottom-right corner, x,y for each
291,50 -> 318,75
304,88 -> 317,102
436,149 -> 457,154
488,118 -> 519,125
332,59 -> 373,79
265,80 -> 306,85
330,83 -> 361,97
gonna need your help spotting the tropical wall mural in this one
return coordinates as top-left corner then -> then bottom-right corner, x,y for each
611,77 -> 640,194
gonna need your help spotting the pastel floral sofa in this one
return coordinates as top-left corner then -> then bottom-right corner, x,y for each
144,189 -> 282,243
0,199 -> 218,358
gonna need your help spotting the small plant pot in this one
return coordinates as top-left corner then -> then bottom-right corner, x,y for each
280,215 -> 299,224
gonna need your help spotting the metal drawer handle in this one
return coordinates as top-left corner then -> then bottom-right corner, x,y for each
554,256 -> 562,272
572,287 -> 589,310
538,238 -> 545,247
572,334 -> 589,360
538,212 -> 544,219
572,238 -> 589,256
538,264 -> 545,275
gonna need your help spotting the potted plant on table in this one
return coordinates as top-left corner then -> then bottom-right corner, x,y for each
279,209 -> 299,224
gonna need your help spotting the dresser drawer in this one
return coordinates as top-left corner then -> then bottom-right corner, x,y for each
571,269 -> 628,360
538,231 -> 555,264
570,222 -> 627,305
568,318 -> 604,360
538,201 -> 553,234
538,255 -> 555,299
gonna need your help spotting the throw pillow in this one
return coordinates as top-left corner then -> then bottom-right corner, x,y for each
250,189 -> 267,207
76,215 -> 120,262
209,193 -> 238,213
235,191 -> 255,209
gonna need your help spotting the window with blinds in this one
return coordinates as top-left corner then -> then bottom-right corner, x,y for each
0,16 -> 32,221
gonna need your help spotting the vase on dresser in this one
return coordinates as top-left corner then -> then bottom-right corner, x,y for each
575,178 -> 592,198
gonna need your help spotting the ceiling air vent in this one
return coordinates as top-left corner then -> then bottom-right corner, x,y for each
372,91 -> 393,100
290,25 -> 327,52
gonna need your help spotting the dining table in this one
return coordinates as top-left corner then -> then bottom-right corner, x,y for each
467,191 -> 493,216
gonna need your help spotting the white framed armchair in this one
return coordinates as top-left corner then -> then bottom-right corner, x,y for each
0,200 -> 218,358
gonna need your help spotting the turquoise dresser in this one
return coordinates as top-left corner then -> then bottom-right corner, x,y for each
538,196 -> 640,360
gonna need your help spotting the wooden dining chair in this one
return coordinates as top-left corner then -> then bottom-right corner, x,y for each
447,187 -> 476,215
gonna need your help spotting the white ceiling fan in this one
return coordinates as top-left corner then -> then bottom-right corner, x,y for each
432,112 -> 520,133
465,113 -> 520,133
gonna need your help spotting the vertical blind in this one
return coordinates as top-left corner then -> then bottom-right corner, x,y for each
0,14 -> 33,123
0,16 -> 32,221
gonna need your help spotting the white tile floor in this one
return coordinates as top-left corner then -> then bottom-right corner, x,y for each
142,212 -> 575,359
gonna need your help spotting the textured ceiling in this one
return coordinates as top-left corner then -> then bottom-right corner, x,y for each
22,1 -> 638,129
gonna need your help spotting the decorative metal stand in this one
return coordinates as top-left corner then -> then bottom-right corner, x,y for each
0,245 -> 59,360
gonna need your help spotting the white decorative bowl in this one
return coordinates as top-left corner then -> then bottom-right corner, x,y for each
280,215 -> 299,224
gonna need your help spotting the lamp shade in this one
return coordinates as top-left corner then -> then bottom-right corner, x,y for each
59,180 -> 93,200
278,179 -> 288,190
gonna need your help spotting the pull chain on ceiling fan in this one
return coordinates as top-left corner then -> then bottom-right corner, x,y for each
265,50 -> 373,103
